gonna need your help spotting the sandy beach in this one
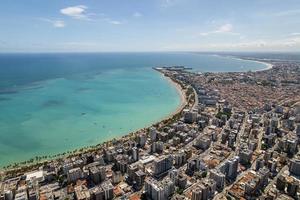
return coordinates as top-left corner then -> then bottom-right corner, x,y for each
215,54 -> 274,72
158,72 -> 187,121
229,56 -> 274,72
252,60 -> 273,72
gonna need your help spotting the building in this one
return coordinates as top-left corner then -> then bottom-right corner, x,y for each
112,171 -> 122,184
228,134 -> 236,149
89,166 -> 106,184
14,192 -> 28,200
149,127 -> 158,141
186,158 -> 207,175
191,187 -> 202,200
255,158 -> 265,171
145,177 -> 175,200
258,167 -> 269,187
195,136 -> 211,150
132,147 -> 139,162
67,167 -> 83,182
134,170 -> 146,189
101,181 -> 114,200
286,176 -> 299,197
90,186 -> 105,200
174,151 -> 187,167
289,158 -> 300,176
210,169 -> 225,190
226,156 -> 239,180
152,141 -> 164,153
75,184 -> 91,200
137,133 -> 147,147
184,109 -> 198,124
276,175 -> 286,191
192,179 -> 216,200
153,155 -> 173,177
239,149 -> 253,165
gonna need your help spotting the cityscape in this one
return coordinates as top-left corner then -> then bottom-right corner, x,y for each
0,56 -> 299,200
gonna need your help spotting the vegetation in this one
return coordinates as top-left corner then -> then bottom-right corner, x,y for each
176,188 -> 184,195
201,171 -> 207,178
216,111 -> 232,119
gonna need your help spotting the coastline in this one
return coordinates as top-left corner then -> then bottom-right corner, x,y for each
0,54 -> 271,170
231,57 -> 274,72
157,71 -> 187,120
233,56 -> 273,72
251,60 -> 273,72
1,69 -> 189,171
214,54 -> 274,72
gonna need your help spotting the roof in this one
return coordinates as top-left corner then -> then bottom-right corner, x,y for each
25,170 -> 44,182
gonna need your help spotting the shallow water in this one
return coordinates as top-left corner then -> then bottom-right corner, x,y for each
0,52 -> 267,166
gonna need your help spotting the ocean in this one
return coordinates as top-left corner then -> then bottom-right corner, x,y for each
0,52 -> 267,167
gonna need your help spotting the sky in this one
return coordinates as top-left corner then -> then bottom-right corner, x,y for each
0,0 -> 300,52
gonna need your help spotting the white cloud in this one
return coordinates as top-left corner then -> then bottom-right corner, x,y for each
60,5 -> 124,25
109,20 -> 122,25
133,12 -> 142,18
103,18 -> 123,25
60,5 -> 89,19
216,23 -> 232,33
39,18 -> 65,28
200,23 -> 240,36
53,20 -> 65,28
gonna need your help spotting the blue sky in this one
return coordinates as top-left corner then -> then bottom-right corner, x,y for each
0,0 -> 300,52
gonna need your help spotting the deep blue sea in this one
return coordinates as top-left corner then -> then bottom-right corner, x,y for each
0,52 -> 267,167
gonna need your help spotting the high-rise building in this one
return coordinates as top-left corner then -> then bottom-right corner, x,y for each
195,136 -> 211,150
145,177 -> 175,200
174,151 -> 187,167
132,147 -> 139,162
226,156 -> 239,180
90,186 -> 105,200
89,166 -> 106,184
137,133 -> 147,147
210,169 -> 225,190
101,180 -> 114,200
149,127 -> 158,141
192,179 -> 216,200
289,158 -> 300,176
276,175 -> 286,191
255,158 -> 265,171
153,155 -> 173,177
239,149 -> 253,165
191,187 -> 202,200
67,167 -> 83,183
184,109 -> 198,124
152,141 -> 164,153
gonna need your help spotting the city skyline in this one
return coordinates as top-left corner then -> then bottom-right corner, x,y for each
0,0 -> 300,52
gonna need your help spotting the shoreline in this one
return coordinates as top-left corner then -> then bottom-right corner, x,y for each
231,56 -> 274,72
0,54 -> 270,171
250,60 -> 273,72
157,71 -> 187,120
213,54 -> 274,72
1,69 -> 189,172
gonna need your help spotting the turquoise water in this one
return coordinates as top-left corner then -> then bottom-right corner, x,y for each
0,53 -> 267,167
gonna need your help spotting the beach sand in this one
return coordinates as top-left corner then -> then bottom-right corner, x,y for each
252,60 -> 273,72
160,73 -> 187,120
